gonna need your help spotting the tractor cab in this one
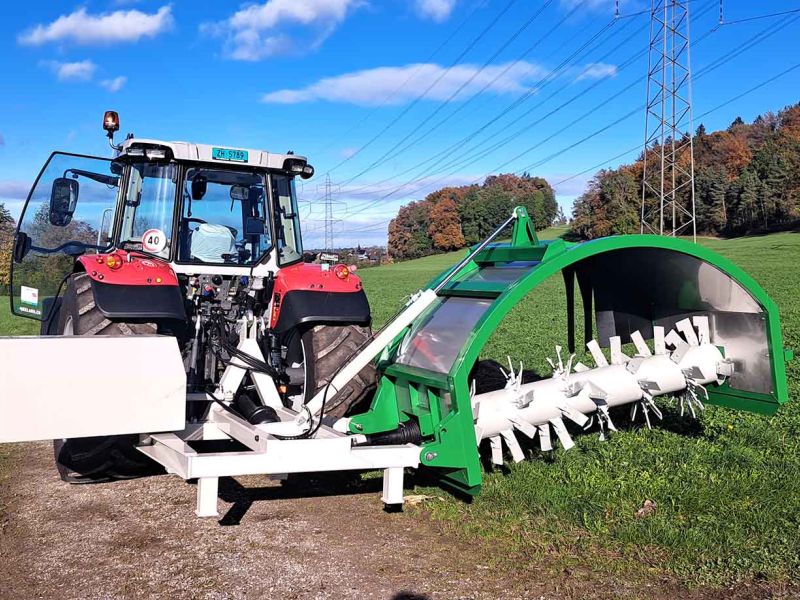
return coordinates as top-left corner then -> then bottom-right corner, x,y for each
10,114 -> 314,322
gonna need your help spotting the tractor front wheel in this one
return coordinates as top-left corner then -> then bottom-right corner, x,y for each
52,273 -> 164,483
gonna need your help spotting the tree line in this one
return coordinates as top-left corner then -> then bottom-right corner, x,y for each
572,103 -> 800,239
388,173 -> 562,260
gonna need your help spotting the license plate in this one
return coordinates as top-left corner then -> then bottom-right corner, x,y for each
212,147 -> 248,162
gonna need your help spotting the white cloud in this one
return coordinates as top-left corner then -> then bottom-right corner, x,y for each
101,76 -> 128,92
41,60 -> 97,82
0,181 -> 30,199
575,62 -> 618,81
262,61 -> 546,106
0,181 -> 32,220
414,0 -> 457,22
19,6 -> 173,46
341,147 -> 358,159
0,133 -> 4,146
202,0 -> 362,61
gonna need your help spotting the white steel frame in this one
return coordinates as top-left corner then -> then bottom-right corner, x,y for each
136,317 -> 422,518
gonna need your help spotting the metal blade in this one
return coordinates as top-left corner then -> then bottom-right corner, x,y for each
489,435 -> 504,466
559,404 -> 589,427
586,339 -> 608,367
692,315 -> 711,344
653,326 -> 666,355
675,318 -> 700,346
665,329 -> 685,349
501,429 -> 525,462
549,417 -> 575,450
512,416 -> 537,439
630,330 -> 652,356
538,424 -> 553,451
609,336 -> 625,365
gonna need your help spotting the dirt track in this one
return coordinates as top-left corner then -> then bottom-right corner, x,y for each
0,443 -> 794,600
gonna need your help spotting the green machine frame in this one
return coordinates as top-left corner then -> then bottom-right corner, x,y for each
350,207 -> 792,496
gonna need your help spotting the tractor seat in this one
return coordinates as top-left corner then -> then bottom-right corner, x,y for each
189,223 -> 236,263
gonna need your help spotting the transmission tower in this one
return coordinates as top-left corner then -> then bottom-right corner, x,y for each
317,174 -> 343,252
640,0 -> 697,241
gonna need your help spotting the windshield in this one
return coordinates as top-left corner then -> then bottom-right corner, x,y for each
119,163 -> 177,258
271,174 -> 303,265
178,168 -> 271,265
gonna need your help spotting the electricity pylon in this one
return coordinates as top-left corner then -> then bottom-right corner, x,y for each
640,0 -> 697,241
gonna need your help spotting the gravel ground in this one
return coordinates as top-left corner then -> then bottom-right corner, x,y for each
0,443 -> 795,600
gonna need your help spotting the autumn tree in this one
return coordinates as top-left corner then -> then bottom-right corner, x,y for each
388,200 -> 433,260
428,197 -> 464,251
0,202 -> 14,293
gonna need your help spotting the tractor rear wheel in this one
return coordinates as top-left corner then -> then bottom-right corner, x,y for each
52,273 -> 164,483
301,324 -> 377,420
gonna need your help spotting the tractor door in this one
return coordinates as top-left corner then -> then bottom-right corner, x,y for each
10,152 -> 121,321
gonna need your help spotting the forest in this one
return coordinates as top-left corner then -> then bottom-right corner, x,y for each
388,173 -> 562,260
388,103 -> 800,259
572,103 -> 800,239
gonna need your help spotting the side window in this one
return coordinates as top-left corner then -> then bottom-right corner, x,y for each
11,152 -> 120,320
271,175 -> 303,265
119,163 -> 177,258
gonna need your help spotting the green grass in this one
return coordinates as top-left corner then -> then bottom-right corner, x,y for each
0,297 -> 38,336
359,231 -> 800,588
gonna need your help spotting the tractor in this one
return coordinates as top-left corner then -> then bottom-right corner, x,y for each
8,111 -> 376,482
0,111 -> 792,518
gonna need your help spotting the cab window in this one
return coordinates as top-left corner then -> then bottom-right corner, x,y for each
271,174 -> 303,265
179,168 -> 271,265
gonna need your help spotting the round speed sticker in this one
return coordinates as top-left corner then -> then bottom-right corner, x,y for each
142,228 -> 167,253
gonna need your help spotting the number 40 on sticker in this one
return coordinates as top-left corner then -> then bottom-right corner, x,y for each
141,228 -> 167,253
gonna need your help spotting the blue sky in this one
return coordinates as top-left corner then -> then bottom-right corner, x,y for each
0,0 -> 798,248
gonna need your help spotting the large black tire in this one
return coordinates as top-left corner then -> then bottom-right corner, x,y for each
52,273 -> 165,483
300,324 -> 377,420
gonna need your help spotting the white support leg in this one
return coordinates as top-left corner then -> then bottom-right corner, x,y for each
381,467 -> 405,506
195,477 -> 220,518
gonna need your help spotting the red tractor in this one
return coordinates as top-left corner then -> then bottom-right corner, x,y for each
10,111 -> 375,482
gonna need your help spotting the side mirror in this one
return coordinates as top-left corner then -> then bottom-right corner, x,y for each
191,175 -> 207,200
49,177 -> 79,226
230,185 -> 249,201
13,232 -> 32,263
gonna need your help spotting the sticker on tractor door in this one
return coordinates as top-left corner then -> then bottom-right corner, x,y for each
212,147 -> 248,162
142,229 -> 167,253
20,286 -> 39,306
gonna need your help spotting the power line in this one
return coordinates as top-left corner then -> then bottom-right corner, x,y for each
340,31 -> 800,236
720,6 -> 800,26
322,0 -> 522,176
337,1 -> 613,201
341,4 -> 783,214
354,54 -> 800,237
370,1 -> 716,202
309,0 -> 487,157
337,9 -> 627,204
335,0 -> 559,188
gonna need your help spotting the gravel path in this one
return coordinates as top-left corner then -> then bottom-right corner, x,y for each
1,444 -> 792,599
0,443 -> 540,600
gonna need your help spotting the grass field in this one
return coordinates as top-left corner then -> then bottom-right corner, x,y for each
0,228 -> 796,588
0,297 -> 37,336
359,230 -> 800,588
